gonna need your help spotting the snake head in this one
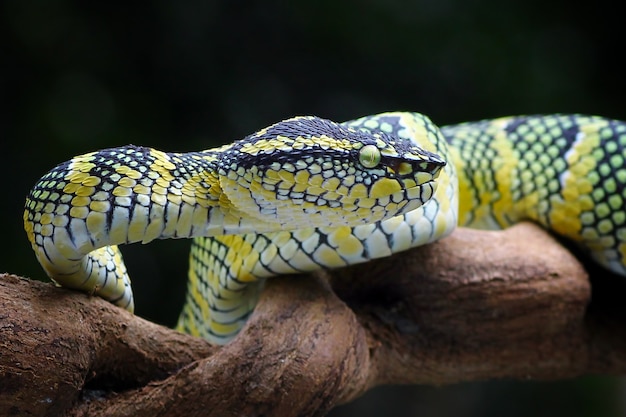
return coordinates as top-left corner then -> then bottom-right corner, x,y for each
218,116 -> 447,231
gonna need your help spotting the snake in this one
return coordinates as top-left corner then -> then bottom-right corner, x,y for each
23,112 -> 626,345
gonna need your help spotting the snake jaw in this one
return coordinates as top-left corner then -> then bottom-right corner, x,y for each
220,151 -> 446,232
213,116 -> 452,232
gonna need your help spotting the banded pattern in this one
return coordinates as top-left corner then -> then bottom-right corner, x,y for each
178,113 -> 457,341
444,114 -> 626,275
23,146 -> 224,311
23,111 -> 626,345
24,113 -> 446,329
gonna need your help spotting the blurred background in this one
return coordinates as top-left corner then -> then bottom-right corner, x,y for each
2,1 -> 625,415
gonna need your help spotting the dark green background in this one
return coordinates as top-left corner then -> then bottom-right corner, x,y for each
2,1 -> 624,416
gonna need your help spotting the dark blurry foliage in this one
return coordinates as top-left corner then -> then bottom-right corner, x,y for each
1,1 -> 624,416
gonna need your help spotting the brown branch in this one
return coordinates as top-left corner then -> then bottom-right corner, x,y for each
2,223 -> 626,416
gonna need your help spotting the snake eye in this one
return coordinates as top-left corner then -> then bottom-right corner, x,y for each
358,144 -> 381,168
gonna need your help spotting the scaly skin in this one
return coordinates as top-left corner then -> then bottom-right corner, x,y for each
24,113 -> 447,337
24,112 -> 626,344
443,114 -> 626,275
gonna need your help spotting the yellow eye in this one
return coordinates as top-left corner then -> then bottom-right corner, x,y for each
358,144 -> 381,168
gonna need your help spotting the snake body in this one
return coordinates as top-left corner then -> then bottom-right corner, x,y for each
24,112 -> 626,344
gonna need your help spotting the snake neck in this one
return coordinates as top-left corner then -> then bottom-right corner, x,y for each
25,145 -> 232,244
23,145 -> 234,307
23,144 -> 296,257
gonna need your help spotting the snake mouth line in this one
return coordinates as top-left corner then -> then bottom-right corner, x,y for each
403,179 -> 438,206
398,167 -> 443,193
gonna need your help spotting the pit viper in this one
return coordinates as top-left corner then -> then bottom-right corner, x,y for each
23,112 -> 626,344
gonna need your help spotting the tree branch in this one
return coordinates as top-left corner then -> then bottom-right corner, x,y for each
2,223 -> 626,416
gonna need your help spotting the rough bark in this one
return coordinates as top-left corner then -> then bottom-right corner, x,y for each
1,223 -> 626,416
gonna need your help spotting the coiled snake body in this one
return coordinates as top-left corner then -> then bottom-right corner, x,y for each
24,112 -> 626,344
